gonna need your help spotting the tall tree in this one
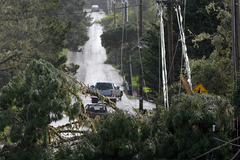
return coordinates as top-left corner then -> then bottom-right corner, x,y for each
54,0 -> 90,52
189,0 -> 233,95
0,59 -> 118,159
175,0 -> 222,59
0,59 -> 86,159
0,0 -> 70,88
54,94 -> 234,159
0,0 -> 90,89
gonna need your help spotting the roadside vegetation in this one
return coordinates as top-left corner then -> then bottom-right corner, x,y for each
1,0 -> 240,159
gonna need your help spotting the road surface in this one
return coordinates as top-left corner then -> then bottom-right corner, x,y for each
51,10 -> 155,127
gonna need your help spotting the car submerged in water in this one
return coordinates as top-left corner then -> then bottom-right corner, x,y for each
91,5 -> 99,12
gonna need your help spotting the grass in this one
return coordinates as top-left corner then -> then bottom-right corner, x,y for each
132,76 -> 151,92
112,64 -> 120,70
109,65 -> 152,100
59,48 -> 67,58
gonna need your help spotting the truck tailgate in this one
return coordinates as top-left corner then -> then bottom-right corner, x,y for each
98,89 -> 112,96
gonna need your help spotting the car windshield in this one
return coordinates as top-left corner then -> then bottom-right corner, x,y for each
95,83 -> 113,90
88,105 -> 106,111
92,5 -> 99,10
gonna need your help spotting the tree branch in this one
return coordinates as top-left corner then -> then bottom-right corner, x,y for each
57,130 -> 86,134
0,53 -> 23,66
0,67 -> 16,72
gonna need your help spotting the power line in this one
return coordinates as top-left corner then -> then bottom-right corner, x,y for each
115,3 -> 156,10
214,137 -> 240,147
0,11 -> 87,17
192,136 -> 240,160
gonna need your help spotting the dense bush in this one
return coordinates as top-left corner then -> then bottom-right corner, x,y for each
55,93 -> 234,160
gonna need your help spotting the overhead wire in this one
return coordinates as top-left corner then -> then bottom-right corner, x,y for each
192,136 -> 240,160
214,137 -> 240,147
0,11 -> 87,17
231,149 -> 240,160
115,3 -> 156,10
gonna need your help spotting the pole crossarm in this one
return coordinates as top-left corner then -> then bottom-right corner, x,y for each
156,0 -> 182,5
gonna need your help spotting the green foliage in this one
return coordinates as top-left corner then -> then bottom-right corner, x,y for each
152,93 -> 234,159
0,72 -> 12,89
141,23 -> 162,94
192,2 -> 232,59
55,110 -> 157,160
100,11 -> 122,30
99,0 -> 156,80
55,0 -> 90,52
141,0 -> 233,98
188,1 -> 233,96
229,72 -> 240,114
0,59 -> 85,159
55,93 -> 235,160
180,0 -> 223,59
0,0 -> 90,89
189,55 -> 232,95
101,22 -> 138,52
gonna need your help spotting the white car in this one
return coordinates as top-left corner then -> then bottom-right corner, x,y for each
91,82 -> 123,103
91,5 -> 99,12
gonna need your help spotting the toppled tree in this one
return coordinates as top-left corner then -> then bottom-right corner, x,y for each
0,60 -> 235,160
54,93 -> 235,160
0,59 -> 117,160
152,94 -> 234,160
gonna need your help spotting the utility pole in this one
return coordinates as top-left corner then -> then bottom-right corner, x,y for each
232,0 -> 240,82
113,0 -> 116,28
125,1 -> 127,21
107,0 -> 109,15
139,0 -> 143,111
167,0 -> 174,85
156,1 -> 182,86
112,0 -> 117,65
121,1 -> 124,76
123,0 -> 132,95
232,1 -> 240,159
124,0 -> 128,22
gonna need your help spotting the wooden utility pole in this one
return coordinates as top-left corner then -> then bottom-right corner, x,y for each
232,1 -> 240,159
139,0 -> 143,111
123,0 -> 132,95
125,1 -> 127,21
232,0 -> 240,82
167,1 -> 174,85
112,0 -> 116,28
